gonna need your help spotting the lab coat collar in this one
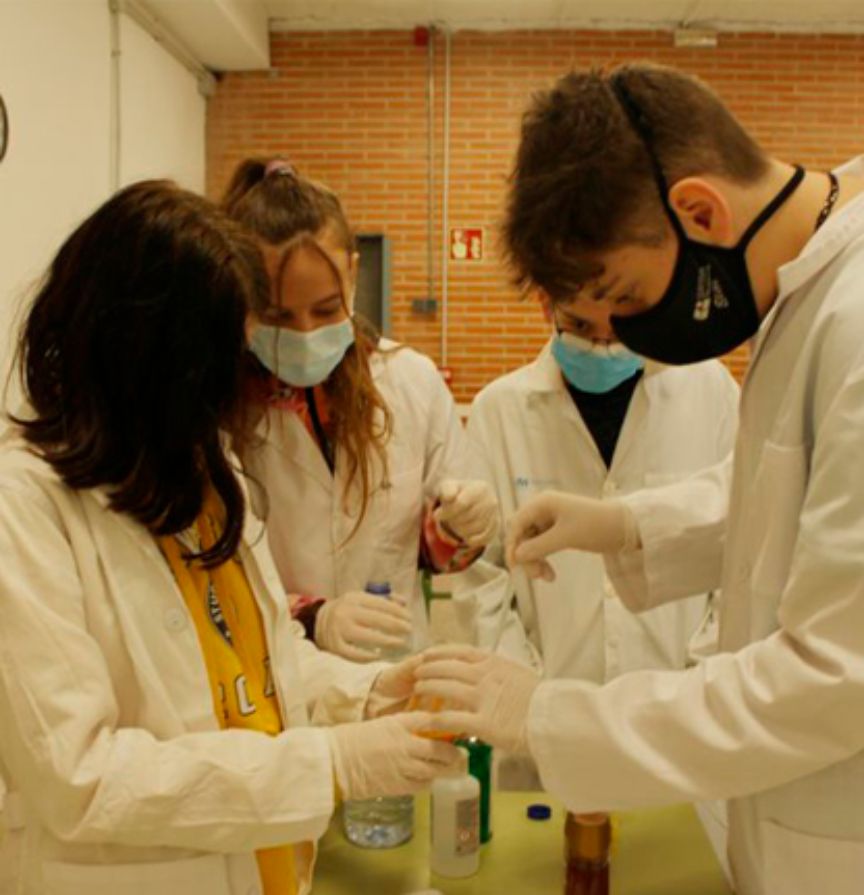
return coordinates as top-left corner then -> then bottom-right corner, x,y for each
518,339 -> 662,475
371,337 -> 398,382
753,155 -> 864,362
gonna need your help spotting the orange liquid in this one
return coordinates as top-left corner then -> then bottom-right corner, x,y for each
407,694 -> 461,741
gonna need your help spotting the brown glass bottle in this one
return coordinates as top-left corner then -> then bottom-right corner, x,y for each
564,812 -> 611,895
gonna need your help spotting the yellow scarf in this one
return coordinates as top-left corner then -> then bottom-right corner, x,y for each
158,497 -> 297,895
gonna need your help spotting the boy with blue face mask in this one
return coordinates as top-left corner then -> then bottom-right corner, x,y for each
461,288 -> 738,797
548,300 -> 645,468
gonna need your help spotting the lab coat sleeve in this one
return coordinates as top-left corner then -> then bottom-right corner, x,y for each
446,558 -> 543,672
606,362 -> 738,613
528,369 -> 864,810
0,481 -> 336,852
605,453 -> 732,612
290,626 -> 385,724
453,395 -> 543,671
418,357 -> 473,499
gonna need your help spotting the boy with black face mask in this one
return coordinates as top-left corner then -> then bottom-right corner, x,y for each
415,63 -> 864,895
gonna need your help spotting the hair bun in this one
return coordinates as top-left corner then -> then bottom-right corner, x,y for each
264,159 -> 295,178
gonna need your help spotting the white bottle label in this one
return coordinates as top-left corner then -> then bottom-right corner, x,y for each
455,797 -> 479,855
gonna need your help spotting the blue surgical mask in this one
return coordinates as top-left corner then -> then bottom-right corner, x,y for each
551,331 -> 644,394
250,318 -> 355,387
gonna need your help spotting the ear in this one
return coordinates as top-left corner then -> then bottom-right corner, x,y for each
349,250 -> 360,280
667,177 -> 736,246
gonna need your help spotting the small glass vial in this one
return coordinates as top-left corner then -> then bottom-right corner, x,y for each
430,746 -> 480,878
564,812 -> 611,895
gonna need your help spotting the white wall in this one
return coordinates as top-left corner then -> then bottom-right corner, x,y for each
119,14 -> 205,192
0,0 -> 112,395
0,0 -> 206,404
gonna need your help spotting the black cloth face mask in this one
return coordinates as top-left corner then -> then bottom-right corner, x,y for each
608,76 -> 804,365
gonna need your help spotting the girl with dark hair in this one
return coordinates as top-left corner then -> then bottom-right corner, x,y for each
0,180 -> 458,895
223,159 -> 499,662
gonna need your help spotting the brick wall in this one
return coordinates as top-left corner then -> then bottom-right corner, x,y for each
207,29 -> 864,402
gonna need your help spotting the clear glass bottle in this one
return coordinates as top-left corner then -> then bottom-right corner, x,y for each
564,812 -> 611,895
430,746 -> 480,878
342,581 -> 415,849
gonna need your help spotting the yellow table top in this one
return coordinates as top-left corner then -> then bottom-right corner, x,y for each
313,793 -> 733,894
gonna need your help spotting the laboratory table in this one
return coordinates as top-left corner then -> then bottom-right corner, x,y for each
313,792 -> 733,894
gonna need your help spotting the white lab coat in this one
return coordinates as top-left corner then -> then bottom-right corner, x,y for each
242,340 -> 471,647
0,430 -> 381,895
465,343 -> 739,681
527,156 -> 864,895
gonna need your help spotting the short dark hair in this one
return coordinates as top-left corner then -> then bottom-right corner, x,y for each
14,180 -> 270,566
504,63 -> 770,302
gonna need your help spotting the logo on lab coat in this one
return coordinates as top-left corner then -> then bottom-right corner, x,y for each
514,476 -> 559,491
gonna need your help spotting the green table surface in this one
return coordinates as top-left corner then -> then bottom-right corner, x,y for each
313,792 -> 733,894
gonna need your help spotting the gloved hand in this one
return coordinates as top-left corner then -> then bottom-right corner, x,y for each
413,645 -> 541,755
505,491 -> 640,581
327,712 -> 462,799
315,591 -> 413,662
365,654 -> 422,718
434,479 -> 499,548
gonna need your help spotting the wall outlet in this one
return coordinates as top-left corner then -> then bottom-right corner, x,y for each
411,297 -> 438,314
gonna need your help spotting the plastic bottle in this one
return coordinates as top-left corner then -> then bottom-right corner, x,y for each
456,737 -> 493,843
564,812 -> 611,895
366,581 -> 410,660
342,581 -> 415,849
430,746 -> 480,878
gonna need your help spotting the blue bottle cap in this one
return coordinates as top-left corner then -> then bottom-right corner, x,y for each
365,581 -> 392,597
527,803 -> 552,821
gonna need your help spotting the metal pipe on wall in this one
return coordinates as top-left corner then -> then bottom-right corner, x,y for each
108,0 -> 122,191
107,0 -> 216,193
427,25 -> 436,315
439,25 -> 452,367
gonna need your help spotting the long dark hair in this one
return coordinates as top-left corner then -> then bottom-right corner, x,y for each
222,158 -> 392,534
13,180 -> 270,566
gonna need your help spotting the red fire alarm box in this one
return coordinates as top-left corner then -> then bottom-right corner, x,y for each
449,228 -> 483,261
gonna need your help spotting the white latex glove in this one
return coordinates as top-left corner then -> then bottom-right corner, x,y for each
413,645 -> 541,755
315,591 -> 413,662
434,479 -> 499,548
327,712 -> 462,799
505,491 -> 639,581
365,654 -> 422,719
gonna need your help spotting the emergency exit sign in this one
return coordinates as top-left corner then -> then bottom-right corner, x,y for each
450,227 -> 484,261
